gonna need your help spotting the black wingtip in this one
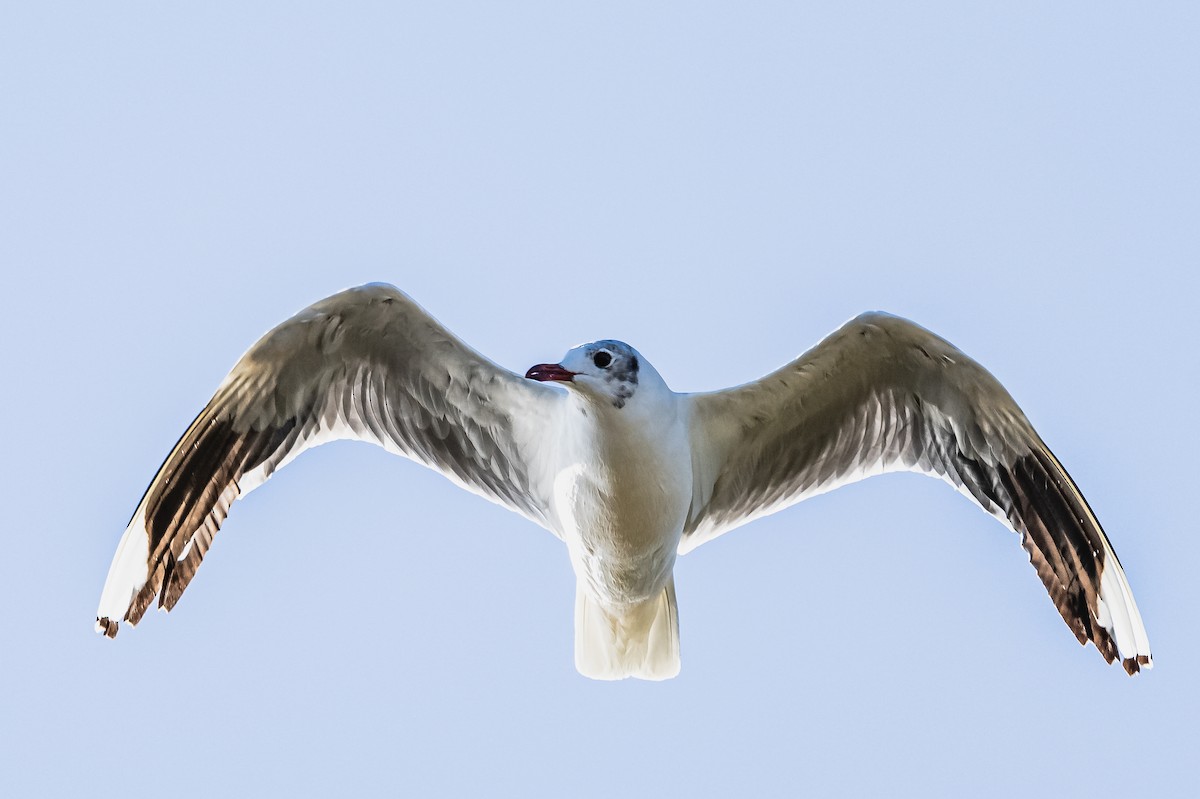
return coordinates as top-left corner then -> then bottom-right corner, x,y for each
96,617 -> 119,638
1121,654 -> 1152,676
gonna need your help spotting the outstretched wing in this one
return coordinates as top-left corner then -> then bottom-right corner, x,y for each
682,312 -> 1152,674
96,283 -> 559,637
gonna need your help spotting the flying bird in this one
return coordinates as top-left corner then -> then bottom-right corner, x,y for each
96,283 -> 1152,679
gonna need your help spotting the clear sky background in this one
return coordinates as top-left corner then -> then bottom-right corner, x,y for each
2,3 -> 1197,796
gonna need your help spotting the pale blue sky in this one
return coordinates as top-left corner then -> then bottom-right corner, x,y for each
2,2 -> 1197,796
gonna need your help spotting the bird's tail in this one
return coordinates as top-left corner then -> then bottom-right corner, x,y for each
574,576 -> 680,681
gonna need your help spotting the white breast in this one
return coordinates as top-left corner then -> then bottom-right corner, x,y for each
549,396 -> 692,608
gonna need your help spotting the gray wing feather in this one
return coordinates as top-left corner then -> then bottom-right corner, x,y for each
682,314 -> 1013,544
98,283 -> 557,635
682,312 -> 1151,673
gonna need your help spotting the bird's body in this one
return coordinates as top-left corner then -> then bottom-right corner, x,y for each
553,359 -> 689,605
546,360 -> 692,677
96,283 -> 1153,679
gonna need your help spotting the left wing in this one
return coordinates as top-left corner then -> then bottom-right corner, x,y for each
681,312 -> 1152,674
96,284 -> 560,637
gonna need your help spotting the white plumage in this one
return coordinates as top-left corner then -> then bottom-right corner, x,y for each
96,283 -> 1152,678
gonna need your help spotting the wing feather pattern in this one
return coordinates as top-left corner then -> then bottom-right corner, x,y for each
96,283 -> 557,637
683,312 -> 1152,673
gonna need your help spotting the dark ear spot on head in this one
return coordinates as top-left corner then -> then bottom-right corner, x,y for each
629,355 -> 639,374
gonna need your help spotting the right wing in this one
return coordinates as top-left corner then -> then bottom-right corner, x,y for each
682,312 -> 1151,673
96,283 -> 560,637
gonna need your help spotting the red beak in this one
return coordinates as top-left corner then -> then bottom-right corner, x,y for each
525,363 -> 576,382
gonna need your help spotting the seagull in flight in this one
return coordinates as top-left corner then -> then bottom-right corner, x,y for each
96,283 -> 1152,679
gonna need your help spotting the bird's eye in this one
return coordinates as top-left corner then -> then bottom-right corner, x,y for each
593,351 -> 612,369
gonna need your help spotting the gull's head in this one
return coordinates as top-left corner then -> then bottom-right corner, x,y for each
526,340 -> 657,409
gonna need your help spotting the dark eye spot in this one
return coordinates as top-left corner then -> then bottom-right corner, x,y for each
593,351 -> 612,369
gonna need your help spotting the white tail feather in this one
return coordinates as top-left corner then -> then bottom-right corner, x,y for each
574,577 -> 680,681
